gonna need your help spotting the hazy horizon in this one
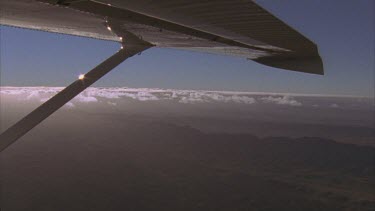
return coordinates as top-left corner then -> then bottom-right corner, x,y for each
2,86 -> 374,147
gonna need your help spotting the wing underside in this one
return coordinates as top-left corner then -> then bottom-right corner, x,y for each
0,0 -> 323,74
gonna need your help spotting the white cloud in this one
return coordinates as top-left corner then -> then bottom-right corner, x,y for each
179,92 -> 207,104
135,91 -> 159,101
179,96 -> 206,104
231,95 -> 256,104
74,94 -> 98,103
26,91 -> 41,100
175,91 -> 256,104
0,87 -> 301,106
261,95 -> 302,106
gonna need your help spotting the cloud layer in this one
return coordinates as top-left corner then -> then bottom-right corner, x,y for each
261,95 -> 302,106
1,87 -> 365,109
1,87 -> 259,105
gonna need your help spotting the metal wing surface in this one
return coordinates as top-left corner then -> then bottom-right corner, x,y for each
0,0 -> 323,74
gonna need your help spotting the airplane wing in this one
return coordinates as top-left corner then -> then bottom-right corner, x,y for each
0,0 -> 323,74
0,0 -> 325,152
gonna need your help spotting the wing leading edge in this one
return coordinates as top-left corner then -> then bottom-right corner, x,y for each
0,0 -> 323,74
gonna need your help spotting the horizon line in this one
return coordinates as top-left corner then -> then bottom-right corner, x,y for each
0,86 -> 373,99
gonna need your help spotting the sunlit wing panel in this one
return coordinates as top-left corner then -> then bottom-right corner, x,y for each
0,0 -> 323,74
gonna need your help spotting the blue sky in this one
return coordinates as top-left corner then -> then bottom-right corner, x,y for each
0,0 -> 374,97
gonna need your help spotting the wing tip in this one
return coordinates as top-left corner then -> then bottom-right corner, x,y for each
253,55 -> 324,75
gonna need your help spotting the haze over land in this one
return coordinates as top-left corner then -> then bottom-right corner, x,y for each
2,87 -> 374,146
1,87 -> 374,210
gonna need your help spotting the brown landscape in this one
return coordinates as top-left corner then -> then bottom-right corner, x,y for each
1,87 -> 374,211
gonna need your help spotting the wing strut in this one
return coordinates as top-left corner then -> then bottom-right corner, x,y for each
0,30 -> 152,152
